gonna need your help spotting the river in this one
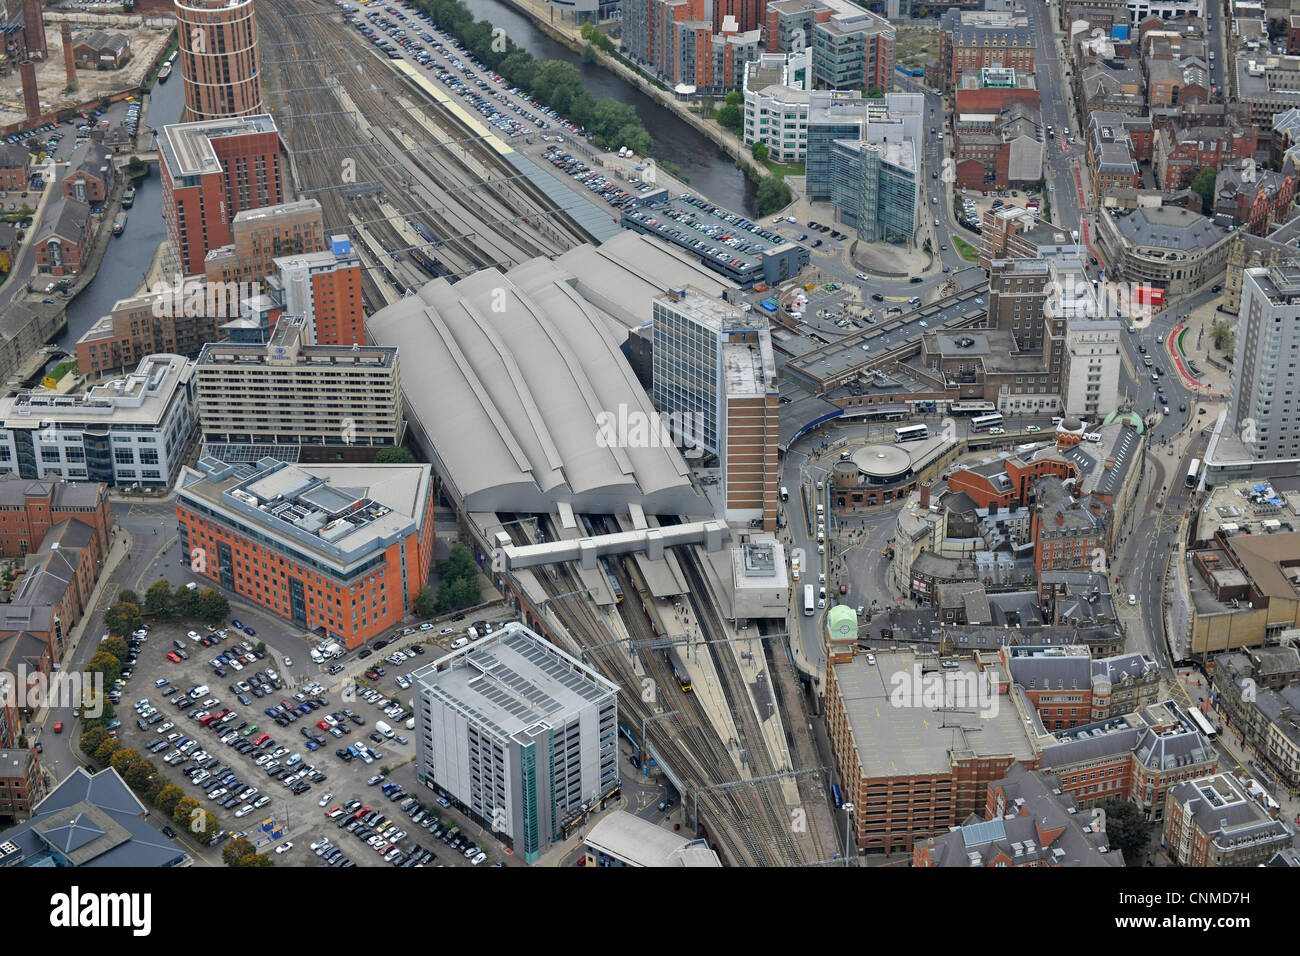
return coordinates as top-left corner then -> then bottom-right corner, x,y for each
455,0 -> 754,213
54,76 -> 185,355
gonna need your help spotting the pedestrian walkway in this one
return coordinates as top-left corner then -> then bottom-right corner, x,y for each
1166,301 -> 1234,395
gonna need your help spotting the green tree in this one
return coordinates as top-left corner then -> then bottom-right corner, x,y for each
615,123 -> 652,157
582,43 -> 597,65
118,589 -> 140,607
255,641 -> 266,654
375,447 -> 415,463
755,175 -> 793,216
1191,166 -> 1217,212
414,585 -> 437,618
104,601 -> 143,637
173,796 -> 201,830
109,747 -> 141,772
80,726 -> 108,756
145,579 -> 174,617
101,636 -> 129,662
438,543 -> 478,585
94,738 -> 121,764
751,142 -> 769,161
124,761 -> 156,791
200,811 -> 220,841
196,589 -> 229,624
724,90 -> 742,107
239,852 -> 273,867
173,583 -> 200,619
437,575 -> 481,612
716,104 -> 742,131
155,784 -> 185,816
1100,799 -> 1152,864
223,837 -> 258,866
867,85 -> 884,98
86,650 -> 121,686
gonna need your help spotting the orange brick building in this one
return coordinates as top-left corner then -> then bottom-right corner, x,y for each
268,237 -> 365,346
946,456 -> 1078,511
175,460 -> 436,648
0,476 -> 111,562
159,114 -> 283,278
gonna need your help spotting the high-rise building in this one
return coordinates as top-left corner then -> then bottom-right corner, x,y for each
811,0 -> 894,93
174,0 -> 263,121
1213,265 -> 1300,469
159,114 -> 283,277
174,458 -> 436,647
267,236 -> 364,346
411,622 -> 620,863
193,315 -> 404,457
622,0 -> 763,93
651,287 -> 779,529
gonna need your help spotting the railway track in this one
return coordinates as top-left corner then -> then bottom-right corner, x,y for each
258,0 -> 587,303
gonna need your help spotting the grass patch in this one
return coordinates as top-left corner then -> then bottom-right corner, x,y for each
894,25 -> 938,70
762,158 -> 805,178
952,235 -> 980,262
51,360 -> 77,381
1176,327 -> 1188,355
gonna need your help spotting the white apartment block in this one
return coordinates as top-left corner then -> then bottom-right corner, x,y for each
1063,321 -> 1123,419
0,354 -> 197,487
742,50 -> 814,162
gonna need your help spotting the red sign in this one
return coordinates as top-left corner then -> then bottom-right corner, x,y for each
1133,285 -> 1164,308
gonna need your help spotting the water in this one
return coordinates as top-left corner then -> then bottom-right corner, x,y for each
454,0 -> 754,213
54,77 -> 185,355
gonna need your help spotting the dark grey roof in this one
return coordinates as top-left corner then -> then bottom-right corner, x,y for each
0,475 -> 103,509
1040,727 -> 1142,768
1134,728 -> 1216,771
1007,652 -> 1091,690
0,767 -> 187,867
1112,206 -> 1227,250
1092,653 -> 1158,685
36,196 -> 89,245
0,143 -> 28,169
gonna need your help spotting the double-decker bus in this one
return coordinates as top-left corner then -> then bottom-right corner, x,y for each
894,424 -> 928,443
1186,458 -> 1201,489
803,585 -> 815,616
970,413 -> 1004,433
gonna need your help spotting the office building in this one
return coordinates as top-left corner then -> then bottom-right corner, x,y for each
175,457 -> 436,647
811,0 -> 894,92
1163,772 -> 1292,867
174,0 -> 264,122
652,288 -> 778,529
1062,318 -> 1122,419
741,51 -> 813,162
203,198 -> 328,288
806,92 -> 920,243
159,114 -> 284,277
0,355 -> 196,488
193,316 -> 403,459
1218,266 -> 1300,465
266,236 -> 365,346
411,622 -> 620,863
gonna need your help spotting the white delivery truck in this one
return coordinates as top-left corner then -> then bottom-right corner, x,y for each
375,720 -> 395,739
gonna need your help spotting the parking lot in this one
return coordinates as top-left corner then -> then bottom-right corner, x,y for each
112,611 -> 515,866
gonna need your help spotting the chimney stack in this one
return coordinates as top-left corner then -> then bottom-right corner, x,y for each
22,0 -> 46,58
20,60 -> 39,121
920,483 -> 931,510
61,24 -> 76,90
1057,512 -> 1064,527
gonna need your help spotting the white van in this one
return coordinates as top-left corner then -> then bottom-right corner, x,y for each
375,720 -> 395,739
405,717 -> 416,730
189,684 -> 210,700
1083,432 -> 1102,443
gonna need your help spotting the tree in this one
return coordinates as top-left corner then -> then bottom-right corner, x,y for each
100,636 -> 129,662
104,601 -> 142,637
173,583 -> 200,619
197,589 -> 229,624
1100,799 -> 1152,864
145,579 -> 174,617
436,575 -> 481,612
94,738 -> 121,764
716,104 -> 742,131
124,761 -> 156,791
414,585 -> 437,618
142,773 -> 169,803
200,811 -> 220,841
867,85 -> 884,98
86,650 -> 121,686
755,175 -> 793,216
1191,166 -> 1217,212
172,797 -> 201,830
582,43 -> 597,65
155,785 -> 185,816
109,748 -> 141,772
118,589 -> 140,607
751,142 -> 769,162
375,447 -> 415,464
615,123 -> 652,157
80,726 -> 108,756
255,641 -> 266,654
223,837 -> 258,866
724,90 -> 742,107
438,543 -> 478,585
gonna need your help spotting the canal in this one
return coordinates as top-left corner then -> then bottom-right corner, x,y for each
54,74 -> 185,355
456,0 -> 754,214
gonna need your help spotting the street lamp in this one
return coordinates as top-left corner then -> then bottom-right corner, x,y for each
841,803 -> 855,867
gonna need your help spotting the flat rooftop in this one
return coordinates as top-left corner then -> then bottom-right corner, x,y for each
159,114 -> 278,179
831,648 -> 1034,778
0,354 -> 193,428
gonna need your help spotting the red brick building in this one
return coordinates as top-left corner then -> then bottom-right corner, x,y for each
59,142 -> 114,205
270,239 -> 365,347
0,144 -> 28,192
0,745 -> 42,820
175,0 -> 264,122
175,460 -> 436,649
0,476 -> 111,564
33,198 -> 90,277
1214,162 -> 1297,237
1154,114 -> 1258,190
159,114 -> 283,277
939,8 -> 1036,91
946,456 -> 1078,511
1032,480 -> 1112,572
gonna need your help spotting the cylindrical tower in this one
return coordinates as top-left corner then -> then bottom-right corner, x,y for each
174,0 -> 264,121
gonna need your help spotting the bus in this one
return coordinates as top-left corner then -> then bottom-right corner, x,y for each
949,400 -> 996,416
894,424 -> 929,443
1186,458 -> 1201,489
832,783 -> 843,809
803,585 -> 815,616
1186,705 -> 1218,740
970,413 -> 1004,433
